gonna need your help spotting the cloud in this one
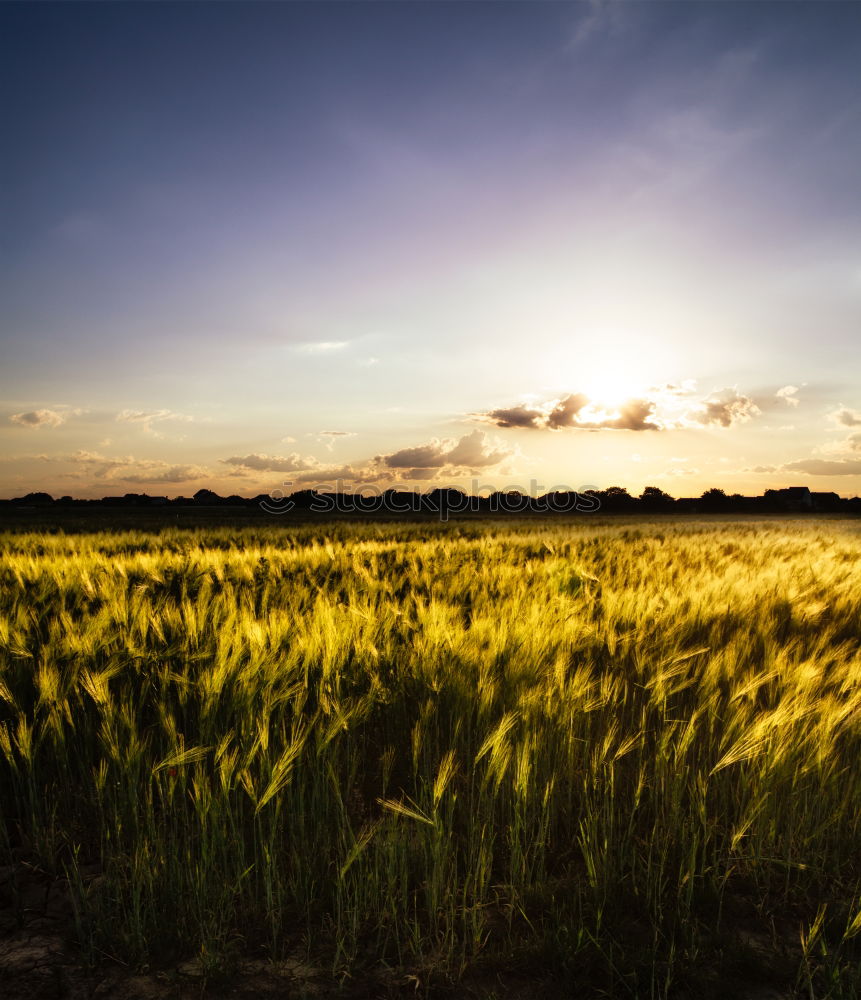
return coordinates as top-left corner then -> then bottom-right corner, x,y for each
650,380 -> 698,398
481,403 -> 548,430
776,385 -> 800,407
833,407 -> 861,427
475,384 -> 767,433
547,393 -> 590,429
441,429 -> 512,468
221,452 -> 380,486
777,421 -> 861,476
475,393 -> 660,431
67,450 -> 208,484
294,341 -> 348,354
221,453 -> 321,473
690,388 -> 760,428
380,430 -> 511,471
586,398 -> 661,431
116,409 -> 173,423
567,0 -> 625,49
291,464 -> 360,484
382,442 -> 450,469
315,430 -> 357,451
10,409 -> 71,428
122,465 -> 208,484
783,458 -> 861,476
116,409 -> 195,436
663,466 -> 701,478
221,433 -> 510,489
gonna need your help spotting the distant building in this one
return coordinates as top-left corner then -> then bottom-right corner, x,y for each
811,491 -> 841,512
764,486 -> 813,510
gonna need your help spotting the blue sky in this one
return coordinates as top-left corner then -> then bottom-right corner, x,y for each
2,1 -> 860,498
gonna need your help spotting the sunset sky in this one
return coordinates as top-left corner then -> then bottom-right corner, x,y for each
2,1 -> 860,499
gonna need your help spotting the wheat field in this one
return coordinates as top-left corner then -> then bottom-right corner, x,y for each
1,518 -> 860,997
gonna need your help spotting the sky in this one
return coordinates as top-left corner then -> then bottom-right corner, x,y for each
2,0 -> 860,500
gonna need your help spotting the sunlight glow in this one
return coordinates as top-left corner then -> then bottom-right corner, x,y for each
546,330 -> 656,407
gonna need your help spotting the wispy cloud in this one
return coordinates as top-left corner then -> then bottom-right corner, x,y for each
314,430 -> 357,451
566,0 -> 626,50
775,385 -> 800,407
116,409 -> 196,436
122,465 -> 208,485
294,341 -> 349,354
221,453 -> 321,473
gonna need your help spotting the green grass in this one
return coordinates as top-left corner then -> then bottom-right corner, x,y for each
1,517 -> 860,997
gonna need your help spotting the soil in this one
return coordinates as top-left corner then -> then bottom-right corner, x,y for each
0,859 -> 796,999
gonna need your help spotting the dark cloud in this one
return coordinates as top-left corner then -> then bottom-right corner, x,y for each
546,393 -> 589,429
834,407 -> 861,427
382,442 -> 448,469
473,383 -> 770,433
476,393 -> 660,431
480,404 -> 547,429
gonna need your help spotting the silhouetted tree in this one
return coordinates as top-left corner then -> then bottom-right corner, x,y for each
639,486 -> 674,509
700,487 -> 730,512
601,486 -> 635,512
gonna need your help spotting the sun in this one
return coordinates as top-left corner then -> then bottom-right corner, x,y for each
543,329 -> 658,409
578,370 -> 642,410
